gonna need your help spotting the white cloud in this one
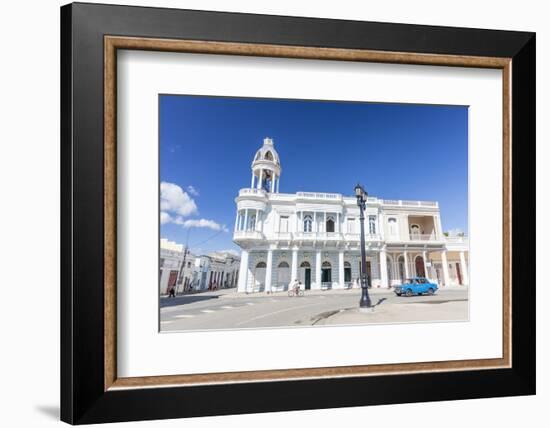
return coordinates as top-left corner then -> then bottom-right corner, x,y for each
160,182 -> 197,217
182,219 -> 228,233
160,211 -> 172,225
187,185 -> 199,196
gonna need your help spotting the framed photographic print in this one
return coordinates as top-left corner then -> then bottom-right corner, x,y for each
61,2 -> 535,424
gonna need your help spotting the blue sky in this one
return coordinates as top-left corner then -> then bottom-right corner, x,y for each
160,95 -> 468,254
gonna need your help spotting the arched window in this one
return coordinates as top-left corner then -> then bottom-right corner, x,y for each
264,151 -> 273,161
303,215 -> 313,232
300,261 -> 311,268
277,261 -> 290,286
254,262 -> 267,292
410,224 -> 421,236
326,215 -> 335,233
368,215 -> 376,234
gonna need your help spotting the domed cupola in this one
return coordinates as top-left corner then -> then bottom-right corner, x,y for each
250,137 -> 282,193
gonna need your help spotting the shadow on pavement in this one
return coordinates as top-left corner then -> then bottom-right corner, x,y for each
374,297 -> 387,307
160,295 -> 219,308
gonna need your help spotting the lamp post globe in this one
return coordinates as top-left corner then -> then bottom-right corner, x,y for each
355,183 -> 372,309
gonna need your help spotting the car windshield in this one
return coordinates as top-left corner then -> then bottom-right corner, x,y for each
406,279 -> 414,283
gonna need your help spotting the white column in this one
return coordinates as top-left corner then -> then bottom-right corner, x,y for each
291,248 -> 298,283
323,211 -> 327,233
422,250 -> 429,278
378,214 -> 385,239
313,212 -> 317,233
337,213 -> 340,233
257,169 -> 263,189
270,174 -> 275,192
250,173 -> 255,189
403,251 -> 410,278
276,176 -> 280,193
315,250 -> 322,289
255,209 -> 260,231
459,251 -> 469,285
265,249 -> 273,293
295,211 -> 299,233
243,209 -> 249,231
234,211 -> 239,232
380,249 -> 388,288
441,250 -> 451,286
339,250 -> 345,289
237,250 -> 249,292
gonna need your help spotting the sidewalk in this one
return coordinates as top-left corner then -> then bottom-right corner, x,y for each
222,287 -> 394,299
314,299 -> 469,325
161,284 -> 468,300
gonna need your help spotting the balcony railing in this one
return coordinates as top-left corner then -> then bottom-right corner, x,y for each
445,235 -> 468,243
273,232 -> 292,241
296,192 -> 342,201
382,199 -> 438,207
293,231 -> 342,240
238,188 -> 266,197
343,233 -> 382,241
233,230 -> 264,240
409,233 -> 438,241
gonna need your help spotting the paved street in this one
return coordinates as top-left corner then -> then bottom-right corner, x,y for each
160,287 -> 469,331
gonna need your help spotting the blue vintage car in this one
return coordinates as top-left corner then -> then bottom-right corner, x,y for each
394,277 -> 438,297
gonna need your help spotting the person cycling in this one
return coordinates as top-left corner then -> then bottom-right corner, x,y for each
291,278 -> 301,296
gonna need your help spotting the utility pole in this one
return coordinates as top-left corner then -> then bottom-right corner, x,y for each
176,229 -> 191,295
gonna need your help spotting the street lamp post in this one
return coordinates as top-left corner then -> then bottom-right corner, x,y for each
355,183 -> 373,309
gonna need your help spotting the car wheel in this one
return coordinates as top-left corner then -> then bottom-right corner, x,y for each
427,288 -> 434,295
405,289 -> 413,297
396,293 -> 402,296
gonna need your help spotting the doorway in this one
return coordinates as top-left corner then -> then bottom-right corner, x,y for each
321,261 -> 332,286
300,261 -> 311,290
415,256 -> 426,277
456,262 -> 463,285
167,270 -> 178,293
254,261 -> 267,291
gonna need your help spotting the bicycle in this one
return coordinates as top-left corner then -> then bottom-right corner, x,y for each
288,288 -> 304,297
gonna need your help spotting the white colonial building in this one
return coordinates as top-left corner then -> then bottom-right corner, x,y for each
160,239 -> 240,295
234,138 -> 469,293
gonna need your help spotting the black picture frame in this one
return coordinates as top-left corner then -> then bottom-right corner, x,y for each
61,2 -> 535,424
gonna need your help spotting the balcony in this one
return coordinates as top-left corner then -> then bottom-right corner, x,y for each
382,199 -> 438,208
293,232 -> 343,241
272,232 -> 293,241
233,230 -> 264,241
343,233 -> 382,242
238,188 -> 266,197
409,233 -> 439,241
445,235 -> 468,244
296,192 -> 342,201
